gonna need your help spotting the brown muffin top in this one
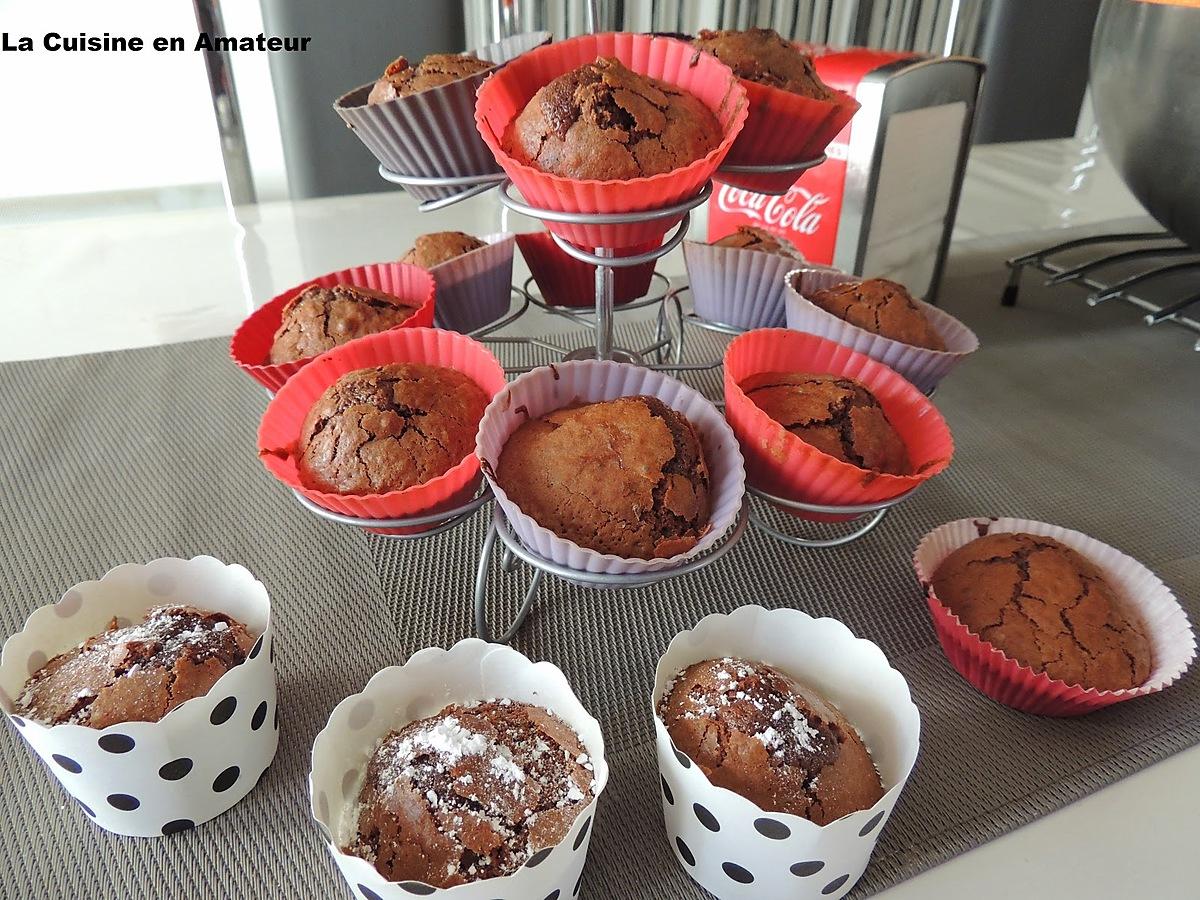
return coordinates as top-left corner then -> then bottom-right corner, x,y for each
931,533 -> 1153,691
344,699 -> 595,887
660,657 -> 884,823
496,395 -> 712,558
16,605 -> 255,729
694,28 -> 834,100
400,231 -> 488,269
807,278 -> 946,351
712,225 -> 801,257
502,57 -> 721,180
297,363 -> 488,495
268,284 -> 420,365
367,53 -> 495,105
741,372 -> 910,474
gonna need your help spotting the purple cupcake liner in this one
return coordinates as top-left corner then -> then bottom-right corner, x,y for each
683,240 -> 807,330
428,232 -> 516,334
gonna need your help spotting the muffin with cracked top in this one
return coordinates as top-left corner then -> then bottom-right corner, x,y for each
367,53 -> 495,105
268,284 -> 422,365
502,56 -> 721,180
400,231 -> 488,269
297,363 -> 489,495
496,395 -> 711,558
659,656 -> 884,823
932,532 -> 1152,691
712,224 -> 801,258
807,277 -> 946,351
740,372 -> 910,475
342,699 -> 595,887
693,28 -> 834,100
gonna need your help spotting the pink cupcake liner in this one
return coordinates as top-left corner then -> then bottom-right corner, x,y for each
914,517 -> 1196,716
515,232 -> 658,307
334,32 -> 551,204
476,360 -> 747,575
426,232 -> 515,334
716,77 -> 859,194
723,329 -> 953,511
257,328 -> 506,535
474,33 -> 748,249
683,240 -> 803,329
231,263 -> 437,393
785,268 -> 980,395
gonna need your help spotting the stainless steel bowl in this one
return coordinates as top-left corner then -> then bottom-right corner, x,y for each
1091,0 -> 1200,249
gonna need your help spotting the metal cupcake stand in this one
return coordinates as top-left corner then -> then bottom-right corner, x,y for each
298,140 -> 924,642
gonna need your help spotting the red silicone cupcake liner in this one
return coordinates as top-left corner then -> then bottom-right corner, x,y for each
475,32 -> 748,249
915,517 -> 1196,716
256,328 -> 505,535
723,329 -> 953,516
231,263 -> 436,393
516,232 -> 657,307
716,78 -> 859,194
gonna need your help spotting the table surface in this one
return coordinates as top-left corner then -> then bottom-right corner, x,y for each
4,137 -> 1198,900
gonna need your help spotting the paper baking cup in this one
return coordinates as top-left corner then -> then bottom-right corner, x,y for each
231,263 -> 437,393
310,638 -> 608,899
717,78 -> 859,194
683,240 -> 799,330
516,232 -> 658,307
474,32 -> 748,248
914,517 -> 1196,716
427,232 -> 515,334
785,268 -> 980,395
653,605 -> 920,900
334,32 -> 551,204
257,327 -> 506,535
477,359 -> 747,575
0,556 -> 277,838
724,329 -> 953,512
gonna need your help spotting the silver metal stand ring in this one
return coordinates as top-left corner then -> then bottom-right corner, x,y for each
524,272 -> 672,316
550,213 -> 692,267
291,484 -> 492,537
496,178 -> 713,225
745,484 -> 917,549
717,153 -> 828,176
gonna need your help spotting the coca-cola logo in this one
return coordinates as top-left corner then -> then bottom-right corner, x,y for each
715,183 -> 830,236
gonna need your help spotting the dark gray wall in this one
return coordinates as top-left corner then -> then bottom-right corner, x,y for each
974,0 -> 1100,143
260,0 -> 464,198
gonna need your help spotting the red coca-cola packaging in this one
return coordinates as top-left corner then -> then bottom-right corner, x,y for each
709,49 -> 984,300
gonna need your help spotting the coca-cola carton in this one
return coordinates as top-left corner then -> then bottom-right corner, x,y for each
709,49 -> 984,301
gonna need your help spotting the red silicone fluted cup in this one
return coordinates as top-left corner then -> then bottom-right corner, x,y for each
474,32 -> 748,249
516,232 -> 658,307
256,327 -> 505,535
723,329 -> 953,518
231,263 -> 436,393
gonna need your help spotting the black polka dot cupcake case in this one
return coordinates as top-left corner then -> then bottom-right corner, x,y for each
309,638 -> 607,899
651,605 -> 920,900
0,556 -> 278,838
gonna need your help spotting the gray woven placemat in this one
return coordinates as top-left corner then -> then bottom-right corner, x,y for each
1,243 -> 1197,900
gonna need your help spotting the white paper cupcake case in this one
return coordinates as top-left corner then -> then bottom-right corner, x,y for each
784,268 -> 980,395
429,232 -> 516,334
0,556 -> 278,838
913,517 -> 1196,708
334,32 -> 552,203
683,241 -> 804,330
476,359 -> 748,575
310,638 -> 608,900
652,605 -> 920,900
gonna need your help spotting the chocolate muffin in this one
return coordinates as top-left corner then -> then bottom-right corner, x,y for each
932,533 -> 1153,691
807,278 -> 946,351
660,657 -> 884,823
344,699 -> 596,887
497,396 -> 711,558
400,231 -> 487,269
741,372 -> 910,474
268,284 -> 421,365
367,53 -> 495,105
503,57 -> 721,180
297,363 -> 488,495
693,28 -> 834,100
713,224 -> 801,257
16,606 -> 255,728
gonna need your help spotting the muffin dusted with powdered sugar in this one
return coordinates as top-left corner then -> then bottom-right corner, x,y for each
343,699 -> 596,887
659,657 -> 883,824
